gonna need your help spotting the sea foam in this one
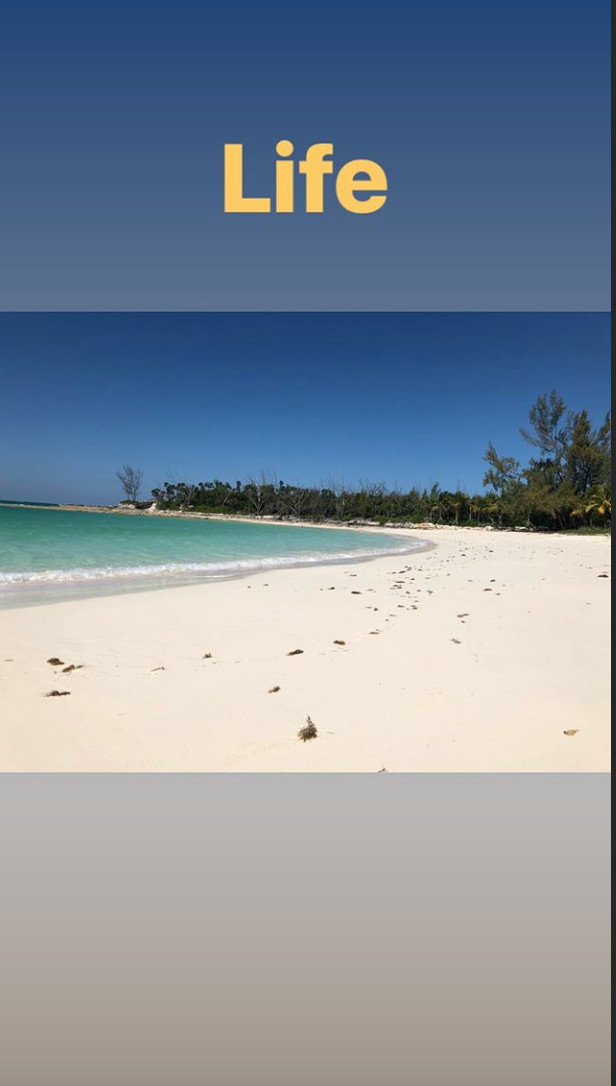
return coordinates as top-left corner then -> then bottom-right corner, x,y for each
0,540 -> 423,585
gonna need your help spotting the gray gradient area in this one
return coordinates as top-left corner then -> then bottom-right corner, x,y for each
0,773 -> 610,1085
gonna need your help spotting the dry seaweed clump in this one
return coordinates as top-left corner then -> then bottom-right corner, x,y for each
298,716 -> 318,742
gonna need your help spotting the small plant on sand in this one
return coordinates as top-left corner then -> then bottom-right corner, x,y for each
298,716 -> 318,742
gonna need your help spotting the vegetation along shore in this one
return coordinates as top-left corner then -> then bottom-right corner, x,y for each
109,391 -> 611,532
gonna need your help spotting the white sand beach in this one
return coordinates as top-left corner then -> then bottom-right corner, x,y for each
0,528 -> 610,772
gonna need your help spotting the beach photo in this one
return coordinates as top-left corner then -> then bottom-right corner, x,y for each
0,313 -> 610,771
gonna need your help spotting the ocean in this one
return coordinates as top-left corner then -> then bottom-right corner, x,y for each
0,505 -> 422,608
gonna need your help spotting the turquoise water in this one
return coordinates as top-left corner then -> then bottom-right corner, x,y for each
0,506 -> 422,607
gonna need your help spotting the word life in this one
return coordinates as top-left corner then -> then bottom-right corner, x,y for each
224,141 -> 388,214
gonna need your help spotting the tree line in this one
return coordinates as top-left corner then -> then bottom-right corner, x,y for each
117,392 -> 611,531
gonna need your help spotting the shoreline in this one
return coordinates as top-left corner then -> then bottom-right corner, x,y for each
4,500 -> 490,530
0,536 -> 436,611
4,501 -> 609,538
0,509 -> 434,609
0,527 -> 610,773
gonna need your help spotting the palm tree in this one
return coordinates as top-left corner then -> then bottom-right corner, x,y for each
573,485 -> 611,524
467,500 -> 481,525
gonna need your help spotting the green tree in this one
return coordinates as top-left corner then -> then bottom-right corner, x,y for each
565,410 -> 611,495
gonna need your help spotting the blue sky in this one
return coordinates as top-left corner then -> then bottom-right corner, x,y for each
0,314 -> 610,504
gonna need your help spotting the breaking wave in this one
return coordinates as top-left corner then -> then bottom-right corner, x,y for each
0,539 -> 426,586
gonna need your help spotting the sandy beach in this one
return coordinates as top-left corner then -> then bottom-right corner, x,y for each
0,527 -> 610,772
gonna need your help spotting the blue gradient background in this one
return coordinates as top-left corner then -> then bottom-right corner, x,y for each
0,1 -> 610,310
